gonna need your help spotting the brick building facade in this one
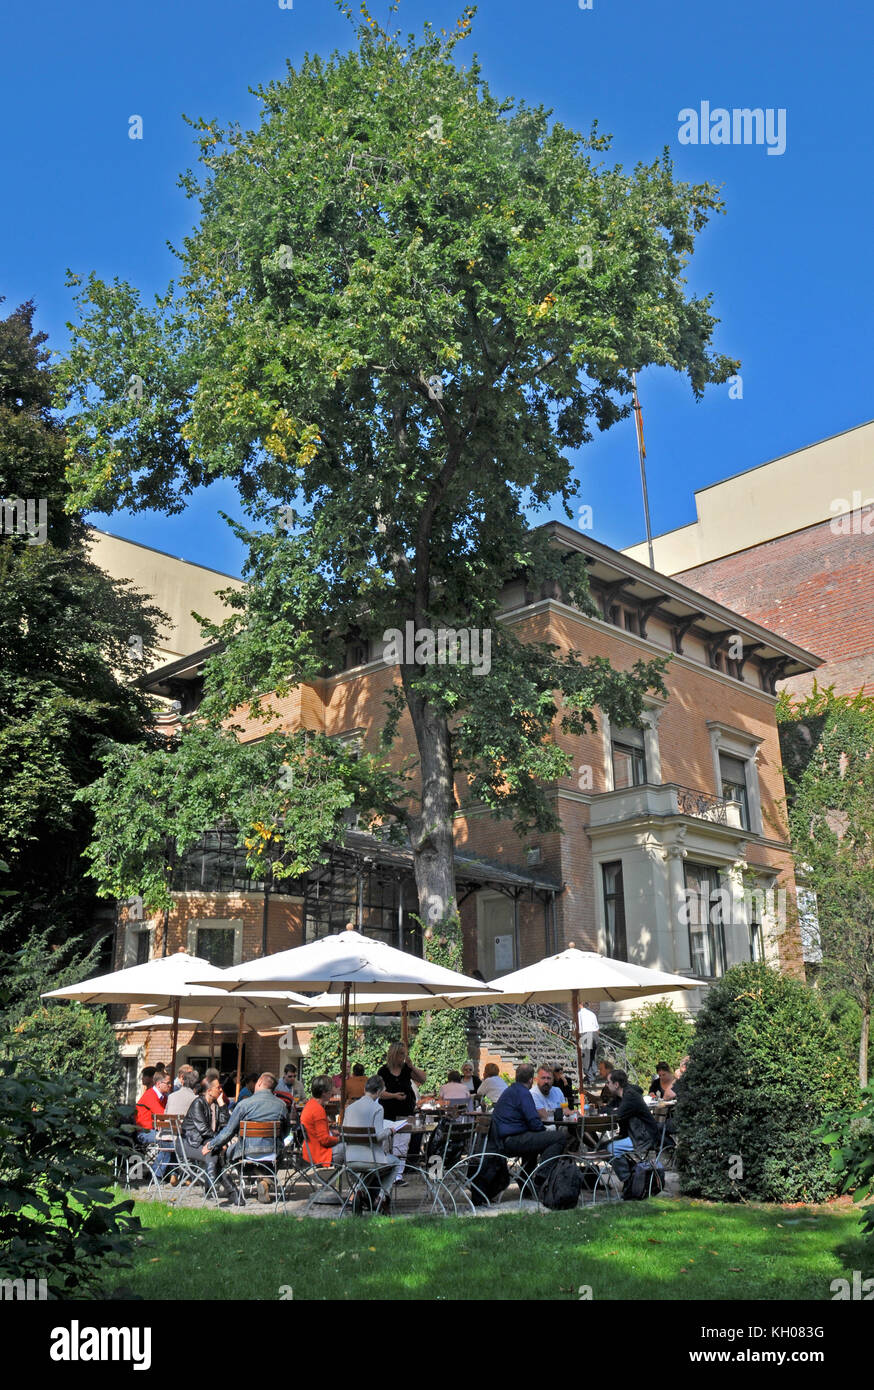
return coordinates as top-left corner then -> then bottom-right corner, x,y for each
104,522 -> 821,1091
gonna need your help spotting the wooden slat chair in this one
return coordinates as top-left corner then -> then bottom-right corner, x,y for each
335,1126 -> 400,1216
222,1120 -> 287,1211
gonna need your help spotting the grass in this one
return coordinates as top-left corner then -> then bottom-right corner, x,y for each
107,1195 -> 868,1301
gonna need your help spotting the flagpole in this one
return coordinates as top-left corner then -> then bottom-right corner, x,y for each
632,370 -> 655,569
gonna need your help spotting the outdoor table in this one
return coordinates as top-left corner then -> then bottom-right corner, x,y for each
397,1119 -> 439,1135
579,1114 -> 620,1151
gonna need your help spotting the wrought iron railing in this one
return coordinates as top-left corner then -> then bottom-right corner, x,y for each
674,784 -> 731,824
470,1002 -> 638,1086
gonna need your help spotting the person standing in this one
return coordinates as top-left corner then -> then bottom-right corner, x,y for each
377,1041 -> 426,1185
577,1003 -> 600,1079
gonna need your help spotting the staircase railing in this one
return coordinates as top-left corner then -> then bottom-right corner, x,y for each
470,1002 -> 639,1086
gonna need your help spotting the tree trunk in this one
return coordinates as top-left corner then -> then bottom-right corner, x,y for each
403,675 -> 457,928
860,1002 -> 870,1089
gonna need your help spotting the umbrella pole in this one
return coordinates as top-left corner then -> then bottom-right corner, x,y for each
209,1023 -> 215,1070
572,989 -> 584,1100
235,1009 -> 245,1100
401,1000 -> 409,1049
170,998 -> 180,1072
340,985 -> 350,1113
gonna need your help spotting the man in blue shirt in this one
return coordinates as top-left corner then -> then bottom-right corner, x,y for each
491,1063 -> 568,1185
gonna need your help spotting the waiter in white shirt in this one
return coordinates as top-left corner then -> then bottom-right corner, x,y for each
577,1003 -> 600,1079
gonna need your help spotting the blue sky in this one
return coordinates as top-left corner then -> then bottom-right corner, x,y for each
3,0 -> 871,576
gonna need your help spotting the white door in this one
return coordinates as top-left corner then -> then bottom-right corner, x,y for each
477,896 -> 516,978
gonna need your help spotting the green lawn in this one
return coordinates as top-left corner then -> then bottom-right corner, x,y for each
107,1196 -> 867,1301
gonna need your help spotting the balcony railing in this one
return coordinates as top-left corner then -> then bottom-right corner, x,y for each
589,782 -> 744,831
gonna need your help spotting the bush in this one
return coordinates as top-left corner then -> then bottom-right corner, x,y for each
0,1057 -> 139,1298
819,1082 -> 874,1245
676,962 -> 853,1203
625,1000 -> 694,1085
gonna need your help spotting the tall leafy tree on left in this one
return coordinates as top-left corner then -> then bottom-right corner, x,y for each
0,300 -> 164,951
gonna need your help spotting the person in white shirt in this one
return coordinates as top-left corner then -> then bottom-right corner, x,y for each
530,1065 -> 568,1120
438,1071 -> 472,1108
166,1069 -> 199,1117
577,1003 -> 600,1078
342,1075 -> 400,1207
476,1063 -> 508,1106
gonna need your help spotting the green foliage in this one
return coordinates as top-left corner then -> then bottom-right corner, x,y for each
625,1000 -> 694,1085
0,921 -> 123,1116
0,1057 -> 139,1298
676,962 -> 852,1203
0,301 -> 162,946
779,685 -> 874,1086
56,7 -> 731,922
305,1017 -> 402,1083
78,725 -> 373,912
819,1083 -> 874,1246
823,991 -> 874,1081
409,912 -> 471,1090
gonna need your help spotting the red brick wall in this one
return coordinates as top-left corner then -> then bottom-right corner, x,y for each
674,515 -> 874,699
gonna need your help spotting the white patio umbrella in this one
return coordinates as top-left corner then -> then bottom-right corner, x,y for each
194,926 -> 496,1106
460,944 -> 698,1091
42,951 -> 325,1092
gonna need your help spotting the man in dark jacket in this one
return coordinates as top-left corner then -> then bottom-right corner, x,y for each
603,1070 -> 660,1182
181,1077 -> 235,1198
491,1063 -> 568,1185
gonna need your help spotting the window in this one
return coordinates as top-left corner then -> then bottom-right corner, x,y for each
134,929 -> 151,966
612,727 -> 647,788
121,1057 -> 138,1106
749,916 -> 765,962
720,753 -> 750,829
684,863 -> 726,978
602,861 -> 628,961
195,926 -> 236,969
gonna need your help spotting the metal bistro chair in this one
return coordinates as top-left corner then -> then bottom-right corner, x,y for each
330,1126 -> 400,1217
222,1120 -> 287,1211
153,1114 -> 225,1205
296,1126 -> 349,1213
439,1114 -> 520,1213
573,1112 -> 623,1203
115,1138 -> 160,1197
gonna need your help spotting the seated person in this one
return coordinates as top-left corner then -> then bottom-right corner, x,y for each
552,1064 -> 575,1108
166,1067 -> 199,1117
277,1063 -> 306,1102
530,1065 -> 568,1119
232,1071 -> 260,1107
300,1075 -> 345,1167
648,1062 -> 677,1101
438,1070 -> 472,1107
491,1063 -> 568,1185
596,1057 -> 615,1105
603,1070 -> 661,1183
476,1062 -> 508,1107
342,1075 -> 400,1210
460,1062 -> 482,1094
202,1072 -> 290,1202
344,1063 -> 367,1103
181,1076 -> 236,1201
135,1071 -> 171,1141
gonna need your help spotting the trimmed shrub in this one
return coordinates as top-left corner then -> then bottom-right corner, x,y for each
0,1058 -> 139,1298
625,1000 -> 694,1085
676,962 -> 852,1203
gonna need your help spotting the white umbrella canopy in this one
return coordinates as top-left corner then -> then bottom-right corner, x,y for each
475,945 -> 698,1007
461,944 -> 697,1088
42,951 -> 234,1006
193,927 -> 494,997
195,927 -> 497,1105
141,993 -> 333,1029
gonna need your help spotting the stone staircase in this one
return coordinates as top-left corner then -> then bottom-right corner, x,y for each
468,1002 -> 639,1089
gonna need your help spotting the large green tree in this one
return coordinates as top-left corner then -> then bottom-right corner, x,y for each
0,301 -> 162,947
778,686 -> 874,1087
57,6 -> 735,925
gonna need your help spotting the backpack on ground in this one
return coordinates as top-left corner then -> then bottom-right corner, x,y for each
467,1153 -> 511,1206
623,1158 -> 666,1201
539,1159 -> 584,1210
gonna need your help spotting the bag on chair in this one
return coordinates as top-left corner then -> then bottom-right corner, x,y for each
467,1154 -> 510,1206
540,1160 -> 584,1210
623,1158 -> 666,1201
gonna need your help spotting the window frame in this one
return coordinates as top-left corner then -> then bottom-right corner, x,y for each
601,860 -> 628,962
